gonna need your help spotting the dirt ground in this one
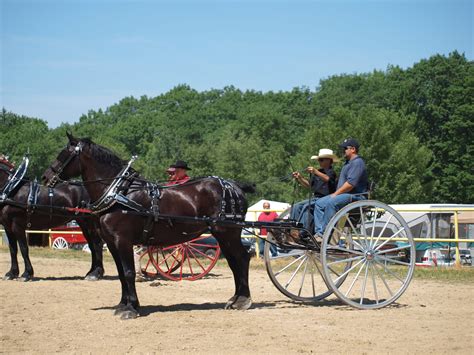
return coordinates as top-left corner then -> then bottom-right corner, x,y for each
0,252 -> 473,354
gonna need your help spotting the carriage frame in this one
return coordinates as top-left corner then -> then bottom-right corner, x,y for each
129,198 -> 416,310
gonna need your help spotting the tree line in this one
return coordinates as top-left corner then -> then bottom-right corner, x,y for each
1,52 -> 473,204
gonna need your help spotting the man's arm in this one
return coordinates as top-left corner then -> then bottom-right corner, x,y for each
306,167 -> 330,182
331,181 -> 353,197
292,172 -> 310,188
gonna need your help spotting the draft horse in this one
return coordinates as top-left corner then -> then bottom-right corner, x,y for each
0,156 -> 104,281
42,133 -> 254,319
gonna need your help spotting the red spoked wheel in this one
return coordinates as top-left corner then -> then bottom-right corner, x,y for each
149,235 -> 221,281
136,246 -> 158,278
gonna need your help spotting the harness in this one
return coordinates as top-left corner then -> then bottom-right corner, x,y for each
0,156 -> 29,203
215,177 -> 246,220
47,144 -> 247,244
89,155 -> 139,213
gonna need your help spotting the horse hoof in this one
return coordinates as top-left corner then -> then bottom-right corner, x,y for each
224,295 -> 238,309
113,304 -> 127,315
115,305 -> 139,319
120,309 -> 139,320
19,276 -> 32,282
3,273 -> 18,281
225,296 -> 252,310
84,274 -> 99,281
19,273 -> 33,282
85,269 -> 104,281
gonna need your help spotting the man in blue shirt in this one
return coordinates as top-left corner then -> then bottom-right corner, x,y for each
312,138 -> 368,237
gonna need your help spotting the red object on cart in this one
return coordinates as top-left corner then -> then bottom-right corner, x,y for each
50,221 -> 86,249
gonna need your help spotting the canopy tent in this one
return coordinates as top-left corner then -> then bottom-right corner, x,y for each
245,199 -> 291,221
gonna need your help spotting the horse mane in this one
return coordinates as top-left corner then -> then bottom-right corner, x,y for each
81,138 -> 126,169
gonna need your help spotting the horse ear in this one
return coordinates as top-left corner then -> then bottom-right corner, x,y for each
66,131 -> 75,142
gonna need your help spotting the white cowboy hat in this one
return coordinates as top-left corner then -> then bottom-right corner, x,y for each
310,148 -> 340,162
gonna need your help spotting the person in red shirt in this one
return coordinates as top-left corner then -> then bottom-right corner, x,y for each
166,160 -> 191,185
258,201 -> 279,257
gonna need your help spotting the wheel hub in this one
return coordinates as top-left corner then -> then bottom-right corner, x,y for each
365,250 -> 375,261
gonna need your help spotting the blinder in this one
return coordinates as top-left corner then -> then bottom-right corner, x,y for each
47,142 -> 83,187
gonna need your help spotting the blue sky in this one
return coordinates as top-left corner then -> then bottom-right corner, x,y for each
1,0 -> 472,128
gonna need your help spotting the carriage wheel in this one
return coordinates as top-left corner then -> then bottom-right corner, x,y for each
264,233 -> 333,302
321,200 -> 415,309
150,236 -> 221,281
52,237 -> 69,250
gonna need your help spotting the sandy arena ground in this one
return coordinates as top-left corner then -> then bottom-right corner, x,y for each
0,252 -> 473,354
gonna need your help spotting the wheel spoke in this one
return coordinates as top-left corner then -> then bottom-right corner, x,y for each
346,215 -> 360,240
371,214 -> 393,248
360,261 -> 369,304
310,257 -> 317,297
374,227 -> 406,252
327,254 -> 364,266
370,264 -> 379,304
326,245 -> 365,257
376,244 -> 410,255
344,259 -> 366,297
185,247 -> 196,276
334,257 -> 366,284
274,253 -> 306,277
370,210 -> 377,244
285,255 -> 308,289
158,247 -> 181,270
315,253 -> 342,278
373,259 -> 406,284
187,244 -> 215,261
375,254 -> 411,266
372,261 -> 394,297
298,258 -> 309,297
187,247 -> 207,272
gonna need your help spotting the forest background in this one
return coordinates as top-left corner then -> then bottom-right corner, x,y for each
1,52 -> 473,204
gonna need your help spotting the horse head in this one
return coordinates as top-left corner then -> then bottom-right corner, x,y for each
41,132 -> 84,186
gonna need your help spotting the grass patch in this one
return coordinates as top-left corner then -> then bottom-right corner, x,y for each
0,245 -> 114,262
413,266 -> 474,282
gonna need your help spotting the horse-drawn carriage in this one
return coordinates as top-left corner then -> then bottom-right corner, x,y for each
3,133 -> 416,319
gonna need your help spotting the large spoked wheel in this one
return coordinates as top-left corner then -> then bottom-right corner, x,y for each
52,237 -> 69,250
150,236 -> 221,281
264,232 -> 333,302
321,200 -> 415,309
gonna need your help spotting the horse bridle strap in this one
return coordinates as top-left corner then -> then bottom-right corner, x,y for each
48,143 -> 83,187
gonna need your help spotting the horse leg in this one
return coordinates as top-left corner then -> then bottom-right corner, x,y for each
79,221 -> 105,281
213,228 -> 252,310
3,228 -> 20,280
103,235 -> 139,319
16,228 -> 34,281
105,242 -> 129,309
114,239 -> 140,319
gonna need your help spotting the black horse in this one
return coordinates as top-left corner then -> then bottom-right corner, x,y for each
42,133 -> 253,319
0,156 -> 104,281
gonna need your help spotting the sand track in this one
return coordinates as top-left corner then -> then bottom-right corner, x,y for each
1,253 -> 472,354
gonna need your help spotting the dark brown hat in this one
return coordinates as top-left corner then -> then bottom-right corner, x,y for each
170,160 -> 192,170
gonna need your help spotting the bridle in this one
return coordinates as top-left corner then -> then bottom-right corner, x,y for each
47,142 -> 83,187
